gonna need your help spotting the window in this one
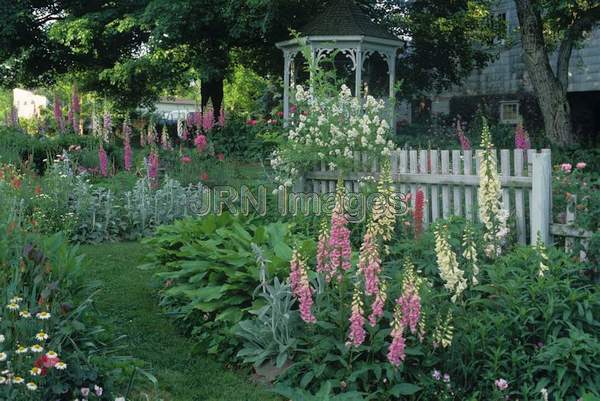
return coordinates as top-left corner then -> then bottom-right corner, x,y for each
500,101 -> 520,125
490,12 -> 508,44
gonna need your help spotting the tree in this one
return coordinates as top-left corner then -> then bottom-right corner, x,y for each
513,0 -> 600,145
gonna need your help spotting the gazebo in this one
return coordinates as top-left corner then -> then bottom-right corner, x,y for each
275,0 -> 405,121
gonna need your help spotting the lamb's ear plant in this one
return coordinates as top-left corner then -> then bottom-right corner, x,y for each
236,277 -> 301,369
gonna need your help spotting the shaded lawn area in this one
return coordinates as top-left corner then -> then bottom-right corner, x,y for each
80,242 -> 279,401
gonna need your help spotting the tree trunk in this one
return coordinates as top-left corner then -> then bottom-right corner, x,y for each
201,77 -> 224,123
514,0 -> 575,145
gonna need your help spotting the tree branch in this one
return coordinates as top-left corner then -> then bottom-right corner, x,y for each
556,4 -> 600,88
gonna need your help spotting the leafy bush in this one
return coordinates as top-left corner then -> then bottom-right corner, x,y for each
446,246 -> 600,401
141,213 -> 303,358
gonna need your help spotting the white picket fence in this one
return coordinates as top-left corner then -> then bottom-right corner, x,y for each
295,148 -> 553,245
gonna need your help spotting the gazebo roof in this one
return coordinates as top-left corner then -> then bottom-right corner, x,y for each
300,0 -> 399,42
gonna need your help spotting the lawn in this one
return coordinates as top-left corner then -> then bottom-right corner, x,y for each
80,241 -> 280,401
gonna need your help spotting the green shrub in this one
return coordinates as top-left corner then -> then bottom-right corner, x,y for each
141,213 -> 305,358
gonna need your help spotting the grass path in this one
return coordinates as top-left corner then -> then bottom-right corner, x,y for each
80,242 -> 279,401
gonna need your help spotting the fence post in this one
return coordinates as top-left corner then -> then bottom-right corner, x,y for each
293,175 -> 306,193
530,151 -> 552,244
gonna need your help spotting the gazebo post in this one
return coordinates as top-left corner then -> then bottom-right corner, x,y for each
283,50 -> 293,126
387,51 -> 397,126
355,47 -> 363,98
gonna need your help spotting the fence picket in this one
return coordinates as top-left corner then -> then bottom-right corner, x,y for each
430,150 -> 440,221
441,150 -> 450,219
419,150 -> 430,227
500,150 -> 511,213
409,150 -> 418,209
514,150 -> 526,244
452,150 -> 462,216
464,150 -> 473,221
399,149 -> 408,195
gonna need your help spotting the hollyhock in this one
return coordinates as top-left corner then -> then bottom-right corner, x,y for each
195,134 -> 208,153
98,145 -> 108,177
514,123 -> 530,150
53,95 -> 64,132
387,302 -> 406,367
414,189 -> 425,238
560,163 -> 572,173
289,250 -> 316,323
576,162 -> 586,170
348,285 -> 366,346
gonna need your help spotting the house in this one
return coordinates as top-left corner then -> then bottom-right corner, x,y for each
151,97 -> 198,122
13,88 -> 49,118
427,0 -> 600,139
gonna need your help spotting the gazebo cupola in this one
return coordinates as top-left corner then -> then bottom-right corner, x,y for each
276,0 -> 404,121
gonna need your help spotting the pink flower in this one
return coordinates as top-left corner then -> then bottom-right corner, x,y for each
194,134 -> 208,153
200,172 -> 209,181
455,119 -> 470,150
98,145 -> 108,177
81,387 -> 90,397
387,298 -> 406,367
348,286 -> 366,346
368,283 -> 387,327
218,108 -> 225,127
560,163 -> 572,173
148,151 -> 159,187
202,110 -> 214,132
324,199 -> 351,281
495,378 -> 508,391
576,162 -> 586,170
181,155 -> 192,164
443,374 -> 450,383
217,153 -> 225,161
53,95 -> 64,132
94,385 -> 103,396
358,231 -> 381,296
414,190 -> 425,238
289,250 -> 316,323
124,141 -> 132,171
432,370 -> 441,381
399,282 -> 421,334
316,223 -> 331,274
276,111 -> 284,118
515,124 -> 530,150
103,111 -> 112,134
246,119 -> 257,126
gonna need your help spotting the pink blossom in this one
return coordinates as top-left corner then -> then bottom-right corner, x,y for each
325,201 -> 352,281
81,387 -> 90,397
202,110 -> 214,132
432,370 -> 441,381
348,286 -> 366,346
195,134 -> 208,153
246,119 -> 257,126
399,282 -> 421,334
455,119 -> 470,150
216,153 -> 225,161
94,385 -> 103,396
514,124 -> 530,150
123,121 -> 133,171
358,231 -> 381,296
316,227 -> 330,276
289,250 -> 316,323
53,95 -> 64,132
103,111 -> 112,134
560,163 -> 572,173
193,111 -> 203,129
181,125 -> 189,141
98,145 -> 108,177
148,151 -> 159,187
387,323 -> 406,367
181,155 -> 192,164
495,378 -> 508,391
218,108 -> 225,126
200,172 -> 208,181
368,283 -> 387,327
576,162 -> 586,170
